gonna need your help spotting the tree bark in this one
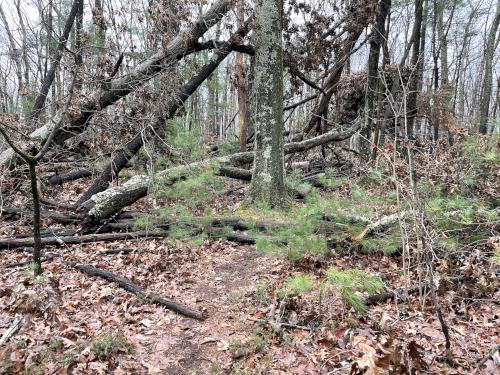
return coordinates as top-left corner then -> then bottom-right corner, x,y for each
405,0 -> 424,137
248,0 -> 286,207
236,0 -> 248,151
47,168 -> 92,186
0,230 -> 167,249
362,0 -> 391,159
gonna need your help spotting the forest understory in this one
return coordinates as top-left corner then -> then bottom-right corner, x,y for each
1,136 -> 498,374
1,0 -> 500,373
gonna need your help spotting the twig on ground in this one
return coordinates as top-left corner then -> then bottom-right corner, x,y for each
477,344 -> 500,369
73,263 -> 206,320
246,316 -> 311,331
0,315 -> 24,346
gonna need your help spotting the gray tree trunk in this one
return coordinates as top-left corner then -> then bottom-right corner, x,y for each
479,0 -> 500,134
248,0 -> 285,207
362,0 -> 391,160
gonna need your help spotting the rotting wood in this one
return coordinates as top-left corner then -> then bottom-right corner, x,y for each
73,264 -> 205,320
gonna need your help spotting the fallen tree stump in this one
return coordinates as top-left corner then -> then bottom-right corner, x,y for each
73,264 -> 205,320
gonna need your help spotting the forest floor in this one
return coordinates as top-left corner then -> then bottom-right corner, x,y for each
1,144 -> 499,374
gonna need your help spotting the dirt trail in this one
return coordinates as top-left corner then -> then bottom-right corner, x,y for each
131,242 -> 280,374
151,244 -> 284,374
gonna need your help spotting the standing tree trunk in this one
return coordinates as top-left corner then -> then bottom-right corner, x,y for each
479,0 -> 500,134
362,0 -> 391,160
74,0 -> 84,92
248,0 -> 285,207
15,0 -> 30,91
405,0 -> 424,137
236,0 -> 248,151
28,161 -> 42,276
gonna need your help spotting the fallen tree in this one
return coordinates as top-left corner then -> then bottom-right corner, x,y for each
82,123 -> 361,223
0,230 -> 167,249
75,24 -> 249,206
0,0 -> 231,168
0,207 -> 82,225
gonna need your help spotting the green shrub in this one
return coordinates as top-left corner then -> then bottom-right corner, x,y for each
327,268 -> 384,313
277,274 -> 315,298
90,332 -> 133,360
360,234 -> 401,255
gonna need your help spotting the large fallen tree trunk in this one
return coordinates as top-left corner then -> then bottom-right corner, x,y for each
0,0 -> 231,169
75,25 -> 249,207
74,264 -> 205,320
82,123 -> 360,223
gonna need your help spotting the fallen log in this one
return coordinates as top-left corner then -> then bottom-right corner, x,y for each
0,207 -> 82,225
364,276 -> 467,306
10,229 -> 75,239
83,123 -> 360,223
0,230 -> 167,249
46,168 -> 92,186
354,211 -> 408,242
99,248 -> 135,255
0,316 -> 24,346
73,264 -> 205,320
